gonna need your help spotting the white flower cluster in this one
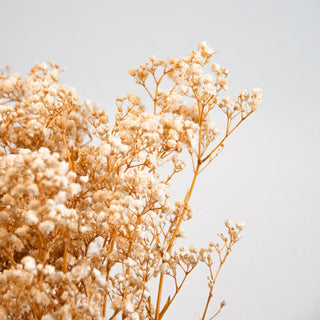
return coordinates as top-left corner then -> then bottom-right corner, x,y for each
0,42 -> 260,319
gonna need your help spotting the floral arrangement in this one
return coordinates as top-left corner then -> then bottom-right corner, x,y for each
0,42 -> 261,320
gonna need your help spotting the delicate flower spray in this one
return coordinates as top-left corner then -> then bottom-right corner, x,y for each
0,42 -> 261,320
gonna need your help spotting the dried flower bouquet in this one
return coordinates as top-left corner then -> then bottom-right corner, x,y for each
0,42 -> 261,320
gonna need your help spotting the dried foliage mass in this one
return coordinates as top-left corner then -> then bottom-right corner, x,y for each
0,42 -> 261,320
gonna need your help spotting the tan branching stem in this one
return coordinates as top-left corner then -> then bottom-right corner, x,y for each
63,230 -> 69,274
155,163 -> 201,320
208,301 -> 226,320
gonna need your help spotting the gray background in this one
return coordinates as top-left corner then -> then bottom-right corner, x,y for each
1,0 -> 319,319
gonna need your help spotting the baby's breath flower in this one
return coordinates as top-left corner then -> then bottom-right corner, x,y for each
68,183 -> 81,196
239,89 -> 250,101
225,219 -> 232,228
43,265 -> 55,276
21,256 -> 36,272
236,221 -> 246,231
39,220 -> 55,234
79,175 -> 89,183
0,43 -> 260,320
24,210 -> 39,226
159,262 -> 169,273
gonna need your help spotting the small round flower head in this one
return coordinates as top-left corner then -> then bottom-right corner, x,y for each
225,219 -> 232,228
252,88 -> 262,99
236,221 -> 246,231
211,63 -> 221,73
24,210 -> 39,226
239,89 -> 250,101
79,175 -> 89,183
21,256 -> 36,272
198,41 -> 214,56
43,265 -> 55,276
39,220 -> 55,234
159,262 -> 169,273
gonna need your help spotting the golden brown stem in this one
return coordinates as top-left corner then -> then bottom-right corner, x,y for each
63,230 -> 69,274
155,163 -> 201,320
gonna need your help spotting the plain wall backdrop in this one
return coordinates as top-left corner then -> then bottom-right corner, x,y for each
1,0 -> 319,319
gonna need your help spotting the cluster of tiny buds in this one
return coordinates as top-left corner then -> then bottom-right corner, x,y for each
225,219 -> 246,231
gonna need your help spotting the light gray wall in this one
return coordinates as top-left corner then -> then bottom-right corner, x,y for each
1,0 -> 319,319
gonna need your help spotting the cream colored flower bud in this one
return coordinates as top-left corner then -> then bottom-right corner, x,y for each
159,262 -> 169,273
21,256 -> 36,272
128,68 -> 138,76
225,219 -> 232,228
236,221 -> 246,231
189,245 -> 197,253
211,63 -> 221,73
239,89 -> 250,101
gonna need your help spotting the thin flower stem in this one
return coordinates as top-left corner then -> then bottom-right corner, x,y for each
155,163 -> 201,320
82,149 -> 142,195
201,244 -> 231,320
158,268 -> 195,319
63,230 -> 69,274
208,304 -> 224,320
63,133 -> 74,171
201,111 -> 252,164
201,263 -> 222,320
